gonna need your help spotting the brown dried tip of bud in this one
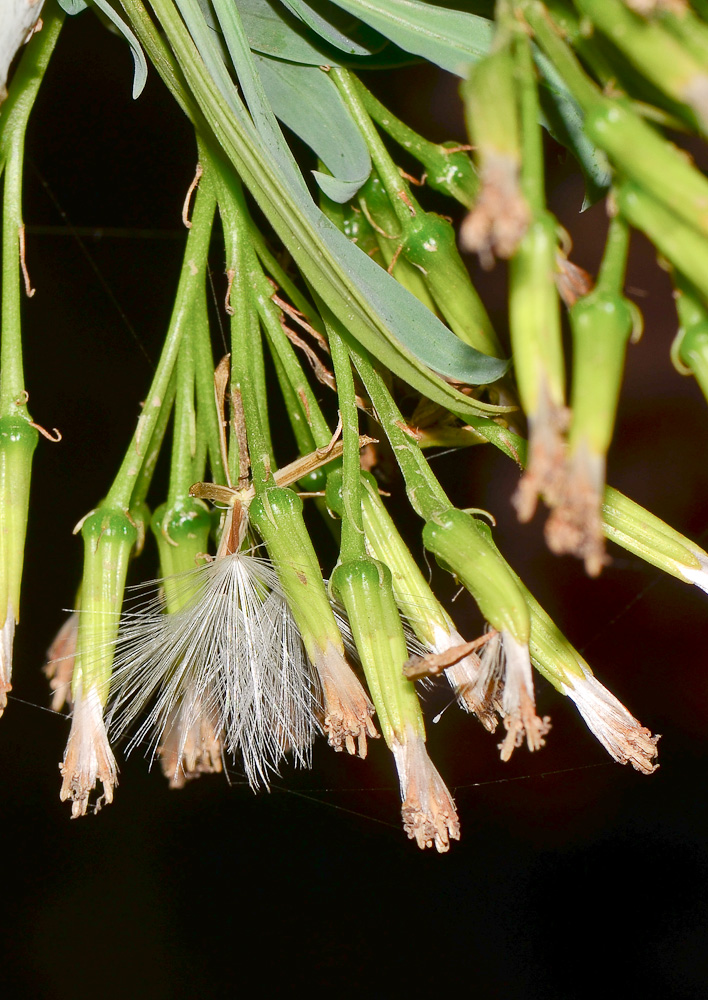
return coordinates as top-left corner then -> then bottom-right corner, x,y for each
314,643 -> 377,758
460,155 -> 530,269
393,734 -> 460,853
158,690 -> 224,789
484,632 -> 550,761
567,670 -> 660,774
0,605 -> 16,717
498,684 -> 552,762
421,624 -> 500,733
555,253 -> 593,309
44,612 -> 80,712
513,387 -> 570,524
59,682 -> 118,818
544,448 -> 608,577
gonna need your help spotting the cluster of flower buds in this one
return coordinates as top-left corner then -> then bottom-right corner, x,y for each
3,0 -> 708,850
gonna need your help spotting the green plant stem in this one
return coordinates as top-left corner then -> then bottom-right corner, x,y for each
270,347 -> 317,456
105,172 -> 216,510
346,337 -> 449,521
255,292 -> 332,448
521,0 -> 599,113
191,274 -> 226,485
597,214 -> 630,294
0,4 -> 64,415
352,74 -> 478,207
167,321 -> 196,505
329,326 -> 365,563
217,177 -> 272,489
515,27 -> 546,213
329,66 -> 415,231
131,372 -> 176,509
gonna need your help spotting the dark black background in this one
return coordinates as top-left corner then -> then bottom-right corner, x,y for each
2,10 -> 708,999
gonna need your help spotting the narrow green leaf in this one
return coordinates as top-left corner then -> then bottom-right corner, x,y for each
326,0 -> 493,75
535,49 -> 611,208
240,0 -> 344,64
92,0 -> 148,97
278,0 -> 386,55
58,0 -> 88,13
254,55 -> 371,201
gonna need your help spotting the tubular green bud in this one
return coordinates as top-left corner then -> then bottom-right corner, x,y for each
424,512 -> 550,758
73,508 -> 138,705
356,174 -> 439,313
0,415 -> 37,713
423,508 -> 530,645
400,211 -> 503,358
249,487 -> 344,657
249,486 -> 375,756
327,470 -> 450,648
616,181 -> 708,302
461,38 -> 530,263
331,556 -> 459,851
297,456 -> 342,497
61,505 -> 137,817
151,498 -> 212,613
585,101 -> 708,238
331,557 -> 421,746
574,0 -> 708,132
320,188 -> 380,257
546,283 -> 637,576
347,470 -> 497,726
568,291 -> 635,458
509,211 -> 567,520
504,564 -> 659,773
601,486 -> 708,591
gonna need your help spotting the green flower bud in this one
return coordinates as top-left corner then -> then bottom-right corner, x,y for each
320,189 -> 380,255
248,486 -> 375,755
331,555 -> 459,851
569,290 -> 636,457
509,211 -> 567,520
510,211 -> 565,421
331,557 -> 422,746
0,415 -> 38,712
423,508 -> 530,645
151,498 -> 212,613
574,0 -> 708,132
615,182 -> 708,302
401,211 -> 503,358
0,416 -> 36,626
61,505 -> 137,817
326,469 -> 451,647
601,486 -> 708,591
461,37 -> 530,264
73,506 -> 138,705
356,174 -> 439,313
585,101 -> 708,238
249,486 -> 343,657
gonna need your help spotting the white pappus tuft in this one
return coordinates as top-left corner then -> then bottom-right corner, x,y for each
107,548 -> 319,791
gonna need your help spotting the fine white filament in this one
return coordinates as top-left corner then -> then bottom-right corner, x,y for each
107,553 -> 318,790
